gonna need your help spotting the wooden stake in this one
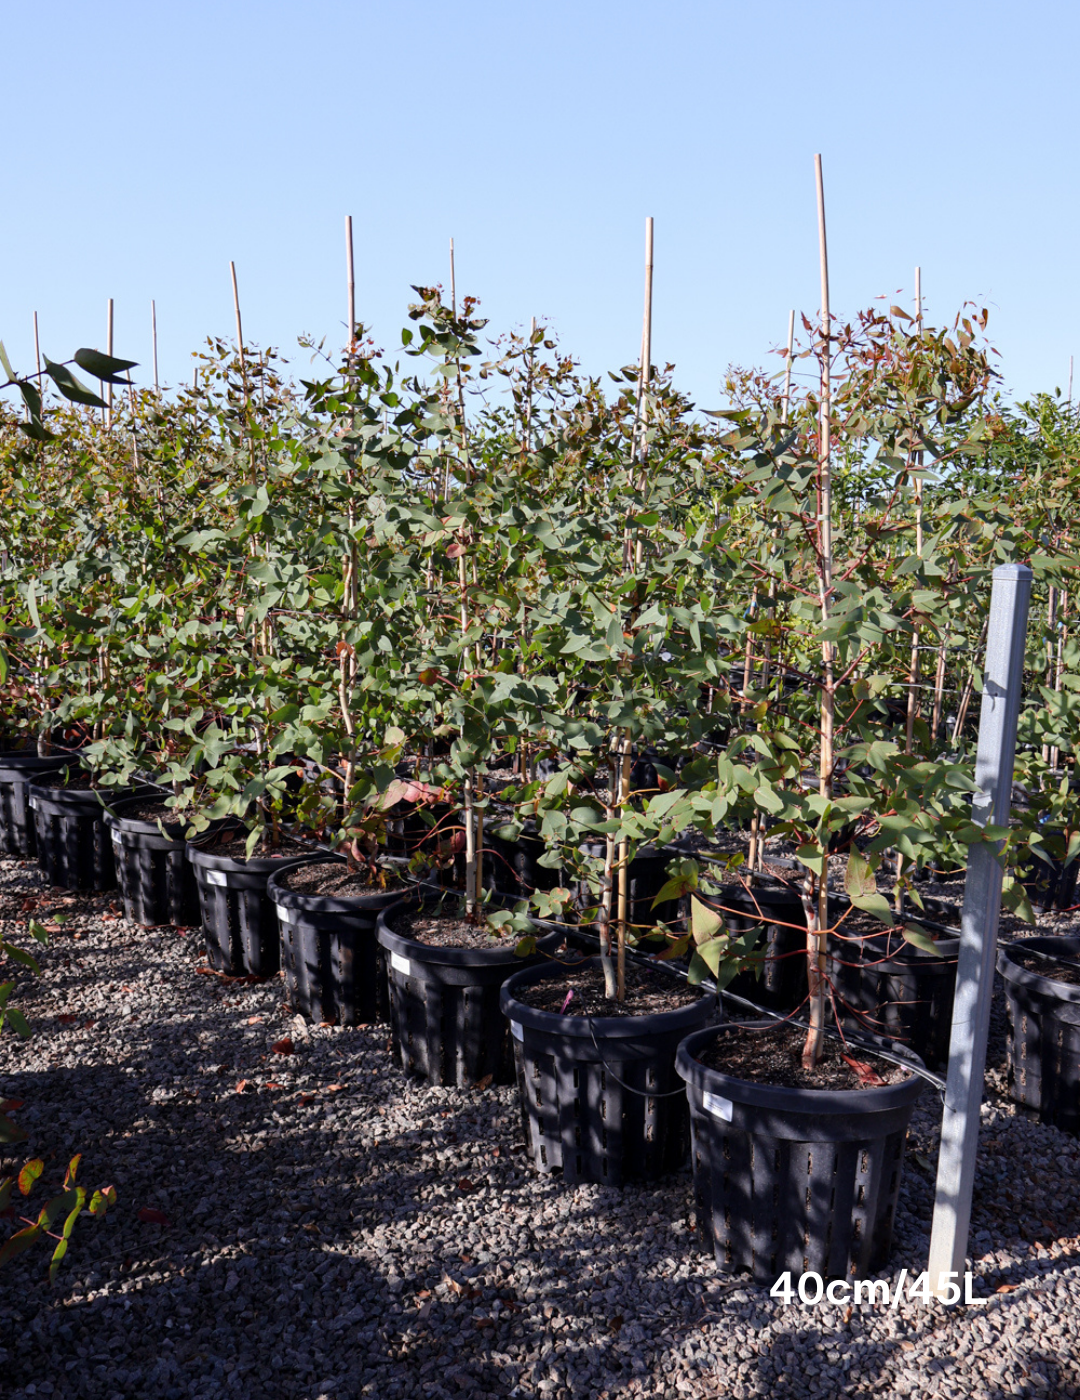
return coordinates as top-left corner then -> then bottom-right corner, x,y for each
1070,355 -> 1074,404
106,298 -> 114,429
896,269 -> 927,906
804,153 -> 833,1070
32,312 -> 43,398
151,300 -> 159,392
345,215 -> 356,358
781,308 -> 795,422
230,261 -> 246,376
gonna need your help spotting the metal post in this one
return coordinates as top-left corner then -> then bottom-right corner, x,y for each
928,563 -> 1032,1298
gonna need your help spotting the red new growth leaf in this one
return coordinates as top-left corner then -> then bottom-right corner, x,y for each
138,1207 -> 170,1225
841,1055 -> 887,1087
271,1038 -> 294,1055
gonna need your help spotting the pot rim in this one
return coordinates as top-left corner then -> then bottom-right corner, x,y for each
997,936 -> 1080,1004
376,892 -> 563,969
499,954 -> 712,1040
267,855 -> 412,913
676,1020 -> 927,1115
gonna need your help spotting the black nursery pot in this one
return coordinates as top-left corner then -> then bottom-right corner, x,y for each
484,820 -> 563,900
998,936 -> 1080,1134
499,956 -> 714,1186
1020,847 -> 1080,914
0,753 -> 69,857
104,800 -> 228,928
187,838 -> 322,977
267,858 -> 405,1025
573,841 -> 683,951
718,883 -> 815,1014
29,779 -> 149,892
376,894 -> 567,1088
676,1022 -> 927,1283
828,926 -> 959,1075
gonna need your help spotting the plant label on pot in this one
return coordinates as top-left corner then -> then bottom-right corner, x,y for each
703,1091 -> 734,1122
205,870 -> 228,887
390,952 -> 411,976
275,904 -> 295,926
510,1020 -> 523,1041
111,828 -> 123,846
28,795 -> 37,810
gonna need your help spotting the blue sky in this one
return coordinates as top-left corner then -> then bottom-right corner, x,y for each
2,0 -> 1076,410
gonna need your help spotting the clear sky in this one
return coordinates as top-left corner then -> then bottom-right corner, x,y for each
2,0 -> 1076,411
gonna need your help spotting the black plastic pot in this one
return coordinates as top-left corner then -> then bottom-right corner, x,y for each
104,800 -> 225,927
500,957 -> 714,1186
267,858 -> 405,1024
187,838 -> 323,977
377,894 -> 568,1088
717,883 -> 814,1014
575,841 -> 682,941
676,1022 -> 927,1282
998,936 -> 1080,1133
484,819 -> 562,899
29,780 -> 148,891
1020,848 -> 1080,914
0,753 -> 69,857
828,926 -> 958,1074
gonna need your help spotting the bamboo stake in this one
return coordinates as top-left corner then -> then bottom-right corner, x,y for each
1051,592 -> 1068,773
803,154 -> 833,1070
1070,355 -> 1075,405
615,218 -> 655,997
1043,583 -> 1059,766
345,215 -> 356,358
32,312 -> 43,398
900,269 -> 924,906
151,300 -> 159,392
105,298 -> 114,429
230,261 -> 246,377
781,308 -> 795,421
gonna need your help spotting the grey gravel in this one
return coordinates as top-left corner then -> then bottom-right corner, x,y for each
3,853 -> 1080,1399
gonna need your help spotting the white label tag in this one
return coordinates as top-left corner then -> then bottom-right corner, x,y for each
510,1021 -> 523,1042
275,904 -> 294,925
28,795 -> 37,810
703,1090 -> 733,1122
390,951 -> 411,976
110,827 -> 123,845
205,869 -> 227,887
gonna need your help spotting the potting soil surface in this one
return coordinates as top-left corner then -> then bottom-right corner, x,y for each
1011,949 -> 1080,987
389,908 -> 525,950
515,961 -> 703,1018
697,1022 -> 910,1090
202,829 -> 322,860
280,861 -> 406,899
6,851 -> 1080,1400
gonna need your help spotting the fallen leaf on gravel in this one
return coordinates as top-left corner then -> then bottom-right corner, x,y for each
236,1080 -> 250,1093
474,1317 -> 494,1329
474,1074 -> 493,1091
272,1039 -> 295,1055
996,1283 -> 1020,1293
416,1289 -> 431,1300
138,1208 -> 170,1225
19,898 -> 37,913
297,1093 -> 315,1106
610,1315 -> 624,1333
491,1147 -> 500,1158
57,1014 -> 79,1024
325,1084 -> 344,1093
245,1016 -> 263,1025
457,1179 -> 474,1193
266,1082 -> 282,1090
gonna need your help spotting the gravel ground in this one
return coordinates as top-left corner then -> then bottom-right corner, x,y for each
3,852 -> 1080,1400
